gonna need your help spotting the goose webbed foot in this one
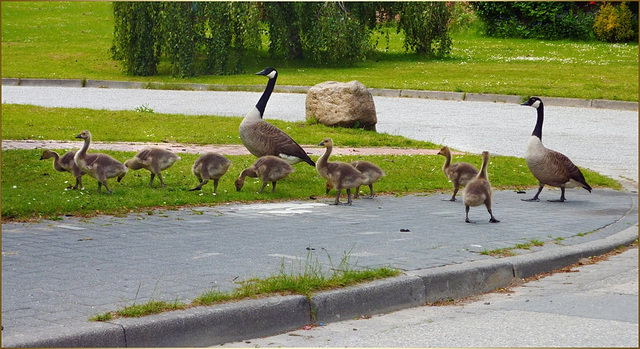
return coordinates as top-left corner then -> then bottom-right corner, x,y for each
489,217 -> 500,223
465,218 -> 476,224
523,186 -> 544,202
547,198 -> 566,202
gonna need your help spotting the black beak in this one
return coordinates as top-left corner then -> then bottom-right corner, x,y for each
256,67 -> 271,76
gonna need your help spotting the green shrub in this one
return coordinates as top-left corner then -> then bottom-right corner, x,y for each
473,2 -> 595,41
447,1 -> 481,34
593,2 -> 638,43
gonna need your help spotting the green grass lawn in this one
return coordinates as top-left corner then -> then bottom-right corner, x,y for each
2,148 -> 617,222
1,1 -> 638,101
0,104 -> 438,148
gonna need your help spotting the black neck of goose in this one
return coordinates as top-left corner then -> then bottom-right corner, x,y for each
255,74 -> 276,117
532,103 -> 544,141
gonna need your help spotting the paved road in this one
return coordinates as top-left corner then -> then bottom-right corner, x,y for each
2,85 -> 638,185
1,189 -> 637,346
223,247 -> 639,348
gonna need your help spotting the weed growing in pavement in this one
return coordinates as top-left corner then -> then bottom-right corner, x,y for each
91,249 -> 400,321
481,238 -> 549,257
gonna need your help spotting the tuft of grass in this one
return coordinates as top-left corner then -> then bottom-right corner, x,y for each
92,249 -> 401,320
482,238 -> 557,257
89,312 -> 113,322
481,247 -> 517,258
115,299 -> 186,318
196,248 -> 400,306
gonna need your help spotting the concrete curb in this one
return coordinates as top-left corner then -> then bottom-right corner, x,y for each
4,224 -> 636,348
2,78 -> 637,111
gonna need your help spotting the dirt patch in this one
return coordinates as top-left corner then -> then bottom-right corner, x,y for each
2,139 -> 451,156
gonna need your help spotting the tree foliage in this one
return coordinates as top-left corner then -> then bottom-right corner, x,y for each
111,2 -> 162,76
112,1 -> 453,76
396,2 -> 452,57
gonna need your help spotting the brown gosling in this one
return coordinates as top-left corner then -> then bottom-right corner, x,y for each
316,138 -> 367,206
189,152 -> 232,195
235,155 -> 294,193
123,147 -> 181,187
462,151 -> 499,224
74,130 -> 128,194
521,97 -> 592,202
349,160 -> 385,199
437,146 -> 479,201
40,149 -> 84,189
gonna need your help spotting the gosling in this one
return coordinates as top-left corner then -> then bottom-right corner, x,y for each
462,151 -> 499,224
350,160 -> 385,199
74,130 -> 128,194
123,147 -> 181,187
316,138 -> 367,205
189,152 -> 232,195
40,149 -> 84,189
437,146 -> 479,201
235,155 -> 294,193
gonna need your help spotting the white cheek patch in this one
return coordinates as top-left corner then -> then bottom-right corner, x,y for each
531,100 -> 541,108
267,71 -> 277,79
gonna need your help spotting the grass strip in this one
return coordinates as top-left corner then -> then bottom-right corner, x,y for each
91,249 -> 401,321
2,148 -> 619,222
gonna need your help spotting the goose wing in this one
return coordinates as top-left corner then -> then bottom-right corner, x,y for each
83,153 -> 123,169
545,149 -> 590,190
554,150 -> 591,191
325,162 -> 366,189
244,120 -> 315,166
59,151 -> 77,171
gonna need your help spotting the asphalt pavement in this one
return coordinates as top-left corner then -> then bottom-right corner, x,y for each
1,81 -> 638,347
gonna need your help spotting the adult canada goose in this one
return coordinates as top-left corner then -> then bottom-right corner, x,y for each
234,155 -> 295,193
316,138 -> 367,205
521,97 -> 592,202
74,130 -> 128,194
40,149 -> 84,189
350,160 -> 385,198
437,146 -> 479,201
462,151 -> 499,224
189,152 -> 232,195
239,67 -> 315,167
123,147 -> 181,187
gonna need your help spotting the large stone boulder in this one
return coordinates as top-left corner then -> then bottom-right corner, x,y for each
305,81 -> 377,131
